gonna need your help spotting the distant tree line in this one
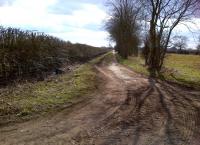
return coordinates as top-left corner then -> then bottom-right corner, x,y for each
167,48 -> 200,55
167,35 -> 200,55
0,26 -> 108,84
196,36 -> 200,55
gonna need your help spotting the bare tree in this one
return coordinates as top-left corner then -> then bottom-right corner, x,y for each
197,36 -> 200,55
197,45 -> 200,54
139,0 -> 200,72
173,35 -> 188,53
105,0 -> 140,58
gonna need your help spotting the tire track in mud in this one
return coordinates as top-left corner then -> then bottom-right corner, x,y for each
0,63 -> 129,145
0,62 -> 200,145
75,64 -> 200,145
158,83 -> 200,145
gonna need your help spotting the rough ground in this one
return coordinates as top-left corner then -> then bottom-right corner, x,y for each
0,57 -> 200,145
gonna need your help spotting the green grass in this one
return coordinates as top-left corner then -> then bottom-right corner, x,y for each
117,55 -> 149,75
164,54 -> 200,87
118,54 -> 200,88
91,51 -> 114,65
0,54 -> 109,121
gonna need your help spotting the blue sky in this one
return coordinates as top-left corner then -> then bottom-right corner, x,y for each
0,0 -> 199,48
0,0 -> 109,46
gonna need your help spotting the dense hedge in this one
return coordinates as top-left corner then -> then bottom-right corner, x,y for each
0,27 -> 108,84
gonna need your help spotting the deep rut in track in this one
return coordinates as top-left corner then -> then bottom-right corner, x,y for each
0,62 -> 200,145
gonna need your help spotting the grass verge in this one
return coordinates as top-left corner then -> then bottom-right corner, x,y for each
0,53 -> 110,125
118,54 -> 200,89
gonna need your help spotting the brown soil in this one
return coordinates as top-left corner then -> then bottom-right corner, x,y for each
0,60 -> 200,145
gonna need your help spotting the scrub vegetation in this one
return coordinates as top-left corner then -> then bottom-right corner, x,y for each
0,53 -> 110,125
0,26 -> 108,85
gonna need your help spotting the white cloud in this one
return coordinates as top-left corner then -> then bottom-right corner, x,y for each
173,18 -> 200,48
0,0 -> 199,48
64,4 -> 107,27
49,28 -> 109,47
0,0 -> 109,46
0,0 -> 59,28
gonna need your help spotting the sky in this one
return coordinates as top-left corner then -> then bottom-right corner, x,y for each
0,0 -> 199,48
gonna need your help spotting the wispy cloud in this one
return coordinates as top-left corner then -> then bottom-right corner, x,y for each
0,0 -> 199,48
173,18 -> 200,48
0,0 -> 108,46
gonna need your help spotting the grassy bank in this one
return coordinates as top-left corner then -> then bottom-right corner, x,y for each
118,54 -> 200,88
0,53 -> 110,125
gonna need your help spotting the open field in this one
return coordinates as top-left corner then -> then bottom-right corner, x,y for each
118,54 -> 200,89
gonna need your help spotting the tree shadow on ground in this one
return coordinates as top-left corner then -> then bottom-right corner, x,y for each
126,77 -> 200,145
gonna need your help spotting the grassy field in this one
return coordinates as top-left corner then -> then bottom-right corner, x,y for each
0,53 -> 110,124
118,54 -> 200,88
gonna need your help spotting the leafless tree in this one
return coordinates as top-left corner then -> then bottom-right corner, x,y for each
105,0 -> 140,58
173,35 -> 188,52
197,45 -> 200,54
197,36 -> 200,55
139,0 -> 200,72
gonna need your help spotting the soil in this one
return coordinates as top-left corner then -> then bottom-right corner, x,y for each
0,58 -> 200,145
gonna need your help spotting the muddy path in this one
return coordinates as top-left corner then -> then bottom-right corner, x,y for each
0,59 -> 200,145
